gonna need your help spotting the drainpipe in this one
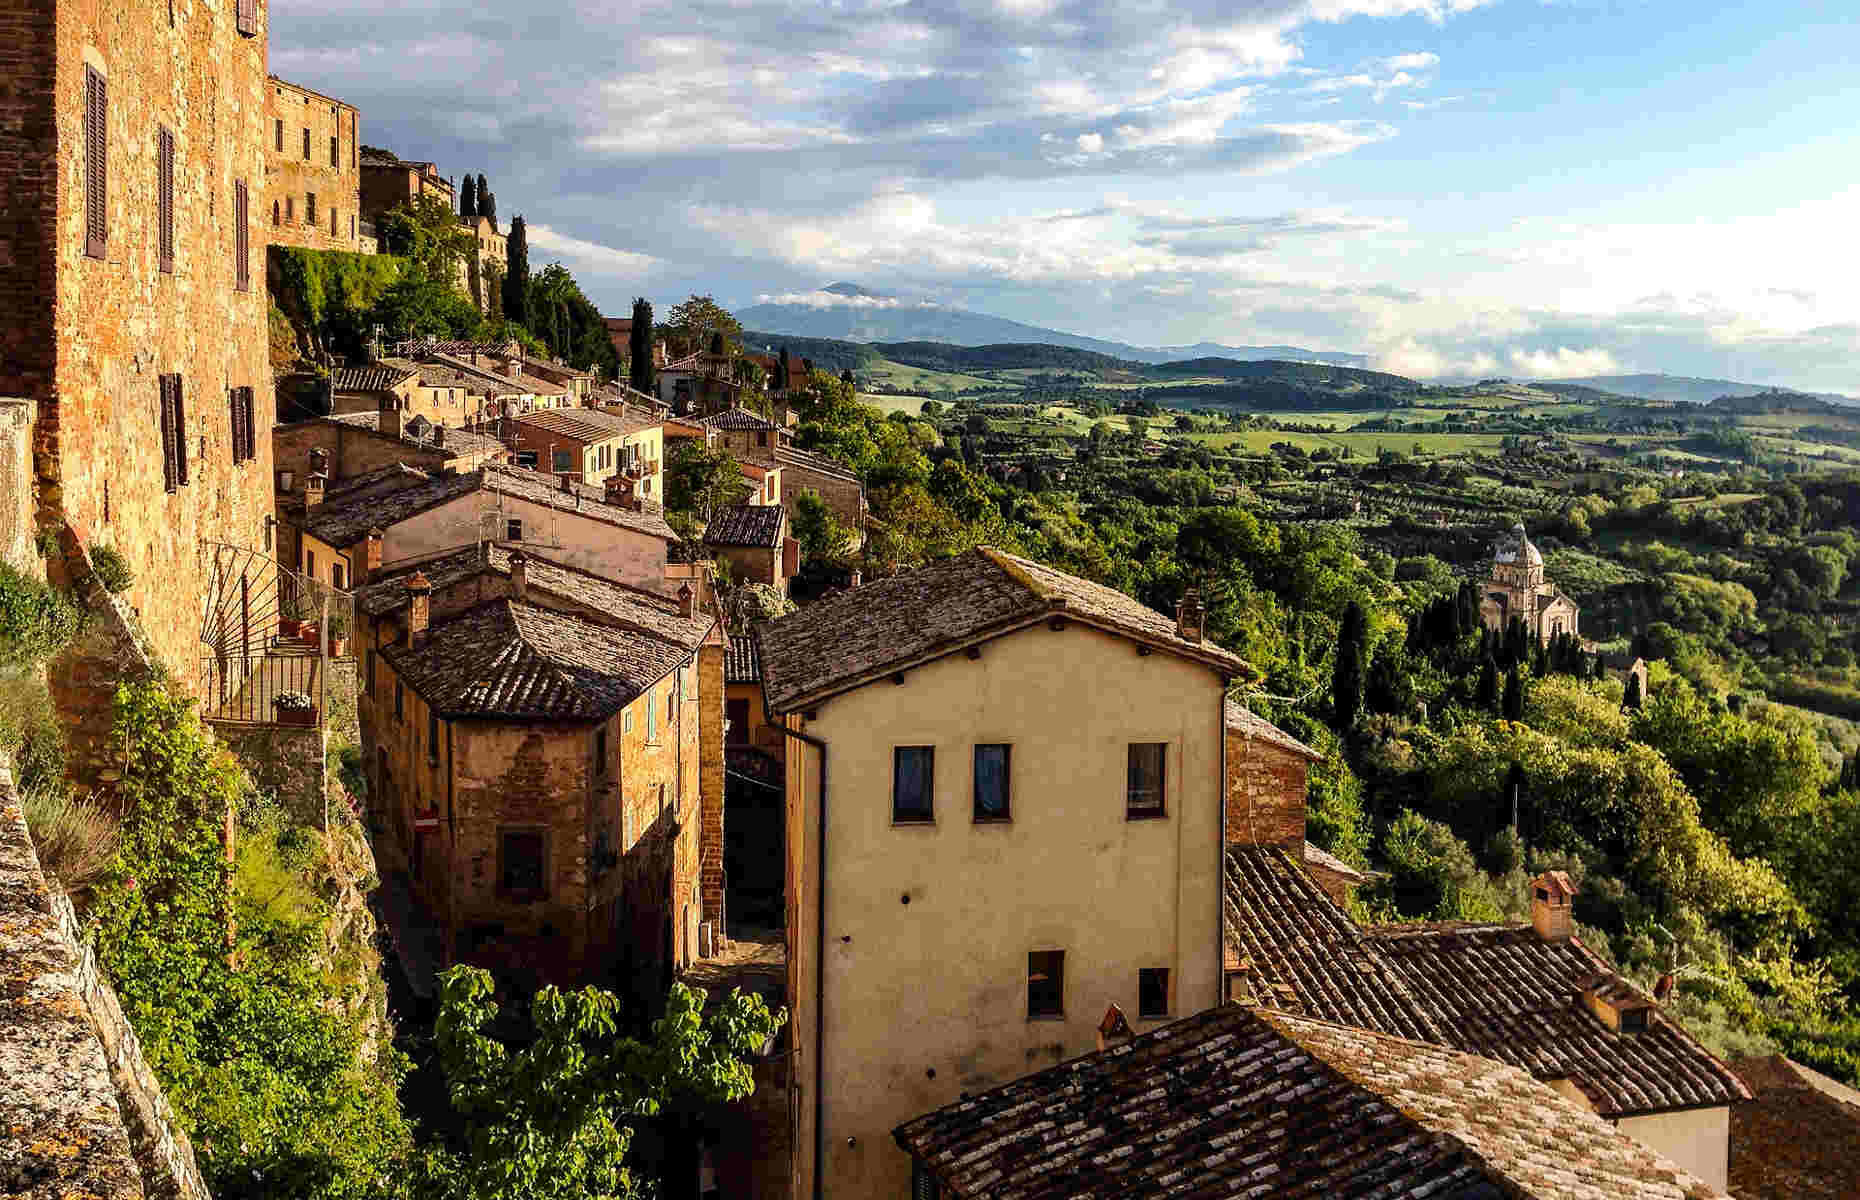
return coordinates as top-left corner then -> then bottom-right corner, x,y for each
1216,683 -> 1229,1009
780,720 -> 829,1200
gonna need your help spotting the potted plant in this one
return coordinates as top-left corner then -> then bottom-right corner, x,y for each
272,690 -> 317,727
326,610 -> 351,658
278,585 -> 307,638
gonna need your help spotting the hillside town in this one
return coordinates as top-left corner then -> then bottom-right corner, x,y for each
3,3 -> 1860,1200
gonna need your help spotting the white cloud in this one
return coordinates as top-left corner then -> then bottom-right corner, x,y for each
526,225 -> 659,277
750,290 -> 943,310
1076,131 -> 1105,153
1505,346 -> 1620,377
1380,51 -> 1441,71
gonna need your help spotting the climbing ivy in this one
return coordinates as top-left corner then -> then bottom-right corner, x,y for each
268,247 -> 405,361
0,562 -> 81,673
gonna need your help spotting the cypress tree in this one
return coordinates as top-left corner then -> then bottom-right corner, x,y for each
459,175 -> 477,218
1503,666 -> 1524,720
1476,655 -> 1501,713
778,346 -> 792,391
1504,761 -> 1527,833
1624,671 -> 1644,711
628,297 -> 655,396
502,216 -> 529,328
840,369 -> 855,389
477,173 -> 495,223
1333,601 -> 1367,728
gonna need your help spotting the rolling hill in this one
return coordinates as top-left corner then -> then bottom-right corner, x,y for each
1550,373 -> 1854,406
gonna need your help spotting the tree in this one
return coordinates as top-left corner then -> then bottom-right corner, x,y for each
790,491 -> 852,565
419,966 -> 784,1200
629,297 -> 655,395
777,347 -> 792,392
531,263 -> 575,358
1476,654 -> 1501,713
1624,671 -> 1644,711
376,192 -> 474,281
1502,666 -> 1524,720
459,174 -> 477,218
665,295 -> 741,359
665,440 -> 750,523
477,173 -> 495,224
1333,601 -> 1367,727
503,216 -> 530,328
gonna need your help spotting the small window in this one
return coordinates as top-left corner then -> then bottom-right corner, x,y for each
1028,950 -> 1064,1019
274,118 -> 283,152
1138,968 -> 1170,1019
1127,743 -> 1166,819
272,199 -> 280,226
758,431 -> 768,447
506,518 -> 522,542
552,448 -> 573,472
726,698 -> 749,746
330,134 -> 338,166
1620,1008 -> 1650,1034
156,127 -> 174,273
228,385 -> 254,461
395,680 -> 404,722
893,746 -> 934,823
84,66 -> 107,259
236,0 -> 257,35
302,127 -> 310,159
973,744 -> 1010,822
305,191 -> 316,224
499,830 -> 546,899
594,726 -> 608,775
331,562 -> 345,590
646,690 -> 657,742
286,195 -> 293,222
428,711 -> 439,762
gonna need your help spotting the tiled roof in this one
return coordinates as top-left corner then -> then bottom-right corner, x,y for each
1224,845 -> 1752,1117
703,504 -> 785,549
757,547 -> 1247,712
1304,839 -> 1376,883
1728,1055 -> 1860,1199
725,635 -> 761,684
703,407 -> 777,431
326,412 -> 505,458
515,407 -> 658,442
775,444 -> 860,484
331,363 -> 415,394
304,464 -> 675,547
384,356 -> 491,393
382,599 -> 691,720
423,352 -> 566,397
894,1005 -> 1725,1200
1226,698 -> 1322,760
483,465 -> 676,540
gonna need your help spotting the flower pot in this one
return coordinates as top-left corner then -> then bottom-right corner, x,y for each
273,703 -> 316,728
326,635 -> 348,658
300,625 -> 320,648
279,618 -> 304,638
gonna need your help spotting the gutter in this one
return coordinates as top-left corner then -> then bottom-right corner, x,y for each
780,721 -> 829,1200
1217,685 -> 1228,1010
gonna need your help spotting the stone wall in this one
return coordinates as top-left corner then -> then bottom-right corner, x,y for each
0,760 -> 211,1200
273,416 -> 452,486
697,639 -> 726,929
207,722 -> 329,828
47,523 -> 162,790
262,78 -> 360,252
1224,730 -> 1310,852
778,461 -> 864,540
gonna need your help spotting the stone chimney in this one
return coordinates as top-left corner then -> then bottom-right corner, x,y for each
363,527 -> 384,582
1531,870 -> 1578,943
406,571 -> 432,648
560,471 -> 574,493
433,422 -> 446,449
605,471 -> 641,511
309,447 -> 330,476
508,549 -> 527,603
677,581 -> 694,618
1095,1004 -> 1134,1052
379,394 -> 402,440
1176,587 -> 1205,644
305,471 -> 327,508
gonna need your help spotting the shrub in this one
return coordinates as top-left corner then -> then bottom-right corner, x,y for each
0,676 -> 66,792
89,544 -> 135,593
0,563 -> 81,673
22,785 -> 118,896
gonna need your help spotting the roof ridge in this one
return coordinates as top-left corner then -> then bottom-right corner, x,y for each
975,546 -> 1062,606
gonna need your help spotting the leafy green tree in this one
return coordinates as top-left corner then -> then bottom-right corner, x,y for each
666,295 -> 741,359
628,298 -> 655,395
418,967 -> 783,1200
503,216 -> 530,328
929,459 -> 992,523
1369,811 -> 1504,922
371,263 -> 489,341
1367,644 -> 1414,717
530,263 -> 575,358
1623,671 -> 1643,711
665,440 -> 750,523
1333,601 -> 1367,727
790,491 -> 852,565
376,193 -> 473,281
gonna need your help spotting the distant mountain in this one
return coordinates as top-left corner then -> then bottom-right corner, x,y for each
737,284 -> 1368,368
1550,373 -> 1855,406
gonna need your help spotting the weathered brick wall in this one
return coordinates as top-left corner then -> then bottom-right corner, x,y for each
208,722 -> 328,827
779,463 -> 863,538
273,418 -> 452,484
43,0 -> 277,707
262,79 -> 359,251
0,2 -> 58,420
0,400 -> 41,574
1,759 -> 211,1200
47,524 -> 162,786
1224,731 -> 1309,852
697,640 -> 725,929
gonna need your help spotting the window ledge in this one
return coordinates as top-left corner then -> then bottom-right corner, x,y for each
972,816 -> 1013,825
890,818 -> 936,828
1126,811 -> 1169,821
1026,1013 -> 1066,1023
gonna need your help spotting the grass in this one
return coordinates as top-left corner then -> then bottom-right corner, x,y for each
1187,430 -> 1516,457
861,359 -> 1004,394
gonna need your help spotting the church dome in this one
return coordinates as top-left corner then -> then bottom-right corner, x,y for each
1493,521 -> 1543,567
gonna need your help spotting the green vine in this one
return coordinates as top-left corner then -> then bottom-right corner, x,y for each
0,562 -> 81,673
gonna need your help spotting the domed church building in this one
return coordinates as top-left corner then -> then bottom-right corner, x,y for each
1480,522 -> 1580,644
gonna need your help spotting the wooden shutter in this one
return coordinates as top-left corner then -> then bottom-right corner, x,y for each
233,180 -> 249,292
236,0 -> 257,36
159,376 -> 178,492
173,376 -> 188,486
84,67 -> 106,259
156,128 -> 174,273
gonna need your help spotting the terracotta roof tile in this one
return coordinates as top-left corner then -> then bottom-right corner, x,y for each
757,547 -> 1247,712
725,635 -> 761,684
331,363 -> 415,393
515,407 -> 658,442
704,503 -> 785,549
704,406 -> 778,431
894,1004 -> 1726,1200
326,411 -> 505,457
775,444 -> 861,484
1728,1055 -> 1860,1200
305,464 -> 675,547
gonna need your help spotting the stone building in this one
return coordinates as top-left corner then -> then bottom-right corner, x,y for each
777,445 -> 866,545
757,548 -> 1316,1197
703,504 -> 790,589
455,212 -> 505,312
508,406 -> 663,501
263,76 -> 360,251
272,413 -> 505,496
1,0 -> 279,760
1479,521 -> 1580,643
355,546 -> 722,988
359,145 -> 452,225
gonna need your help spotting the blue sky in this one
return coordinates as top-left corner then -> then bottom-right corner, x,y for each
273,0 -> 1860,389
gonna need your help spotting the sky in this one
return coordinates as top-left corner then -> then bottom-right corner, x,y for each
273,0 -> 1860,390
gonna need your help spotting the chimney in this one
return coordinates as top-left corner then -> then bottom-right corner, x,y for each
405,571 -> 432,648
363,527 -> 384,582
433,422 -> 446,449
1531,870 -> 1578,943
677,581 -> 694,618
1176,587 -> 1205,644
379,394 -> 402,439
1096,1004 -> 1134,1052
508,549 -> 527,602
605,471 -> 641,511
305,471 -> 328,508
560,471 -> 573,493
309,446 -> 331,476
1654,973 -> 1675,1002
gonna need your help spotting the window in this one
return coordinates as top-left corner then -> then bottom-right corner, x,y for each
757,431 -> 768,447
1127,743 -> 1166,819
594,727 -> 608,775
395,680 -> 404,722
1620,1007 -> 1649,1034
1027,950 -> 1064,1019
286,195 -> 293,222
305,192 -> 316,225
973,744 -> 1010,821
892,746 -> 934,823
237,0 -> 258,38
505,518 -> 522,541
156,127 -> 174,273
498,830 -> 546,899
330,207 -> 337,236
1138,968 -> 1170,1019
350,213 -> 355,239
304,549 -> 315,578
330,134 -> 338,167
428,711 -> 440,762
158,374 -> 186,492
228,386 -> 254,460
84,66 -> 106,259
302,127 -> 310,159
274,118 -> 283,151
552,448 -> 572,472
646,690 -> 657,742
233,181 -> 250,291
331,562 -> 345,590
272,199 -> 280,226
725,698 -> 749,746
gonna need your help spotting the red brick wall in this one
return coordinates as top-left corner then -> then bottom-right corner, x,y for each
698,639 -> 726,928
0,2 -> 58,416
1224,732 -> 1309,852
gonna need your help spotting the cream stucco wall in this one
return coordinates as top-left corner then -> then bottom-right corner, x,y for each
379,491 -> 671,594
1616,1106 -> 1729,1193
787,621 -> 1230,1198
